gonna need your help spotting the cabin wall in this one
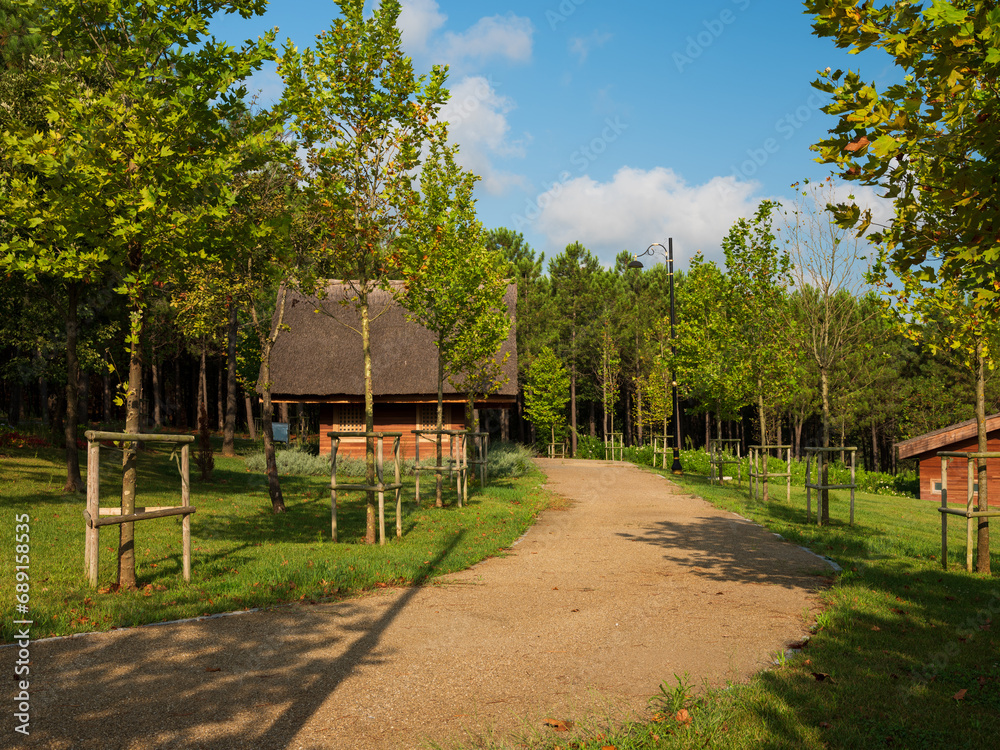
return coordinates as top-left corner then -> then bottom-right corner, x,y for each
319,402 -> 466,459
917,432 -> 1000,507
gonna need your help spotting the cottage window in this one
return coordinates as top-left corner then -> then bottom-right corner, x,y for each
933,481 -> 979,494
336,404 -> 364,432
417,404 -> 438,430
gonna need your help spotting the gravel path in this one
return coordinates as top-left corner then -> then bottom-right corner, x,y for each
9,459 -> 833,749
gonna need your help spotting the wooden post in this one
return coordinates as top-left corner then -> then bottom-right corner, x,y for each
394,436 -> 402,539
377,436 -> 386,546
86,439 -> 100,587
786,447 -> 792,503
849,449 -> 856,526
805,452 -> 812,525
414,431 -> 421,506
967,456 -> 974,573
941,455 -> 948,570
330,437 -> 340,543
817,452 -> 824,527
181,444 -> 191,582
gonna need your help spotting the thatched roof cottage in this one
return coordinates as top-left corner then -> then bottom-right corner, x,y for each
263,281 -> 517,457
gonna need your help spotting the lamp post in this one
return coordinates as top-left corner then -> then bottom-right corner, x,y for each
628,239 -> 683,475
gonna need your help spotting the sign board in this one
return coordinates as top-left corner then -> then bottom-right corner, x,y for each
272,422 -> 289,444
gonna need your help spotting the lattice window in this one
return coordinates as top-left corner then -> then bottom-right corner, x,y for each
336,404 -> 364,432
417,404 -> 438,430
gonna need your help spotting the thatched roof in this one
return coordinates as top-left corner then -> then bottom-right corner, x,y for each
262,281 -> 517,401
896,412 -> 1000,460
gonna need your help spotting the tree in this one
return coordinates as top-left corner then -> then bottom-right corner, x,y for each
549,242 -> 601,456
278,0 -> 447,543
674,254 -> 745,444
524,346 -> 570,449
781,178 -> 886,520
487,227 -> 555,442
1,0 -> 275,588
808,0 -> 1000,561
723,201 -> 794,500
400,126 -> 509,505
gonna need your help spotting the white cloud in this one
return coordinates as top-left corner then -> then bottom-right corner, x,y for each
438,13 -> 534,66
397,0 -> 446,54
534,167 -> 771,266
569,31 -> 612,64
440,76 -> 529,196
397,2 -> 533,67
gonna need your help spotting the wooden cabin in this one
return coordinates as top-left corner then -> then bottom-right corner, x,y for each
263,281 -> 517,458
895,413 -> 1000,506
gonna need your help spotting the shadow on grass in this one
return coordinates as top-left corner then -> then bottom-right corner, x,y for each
27,530 -> 466,750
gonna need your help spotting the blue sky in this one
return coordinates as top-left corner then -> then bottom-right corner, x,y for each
211,0 -> 896,269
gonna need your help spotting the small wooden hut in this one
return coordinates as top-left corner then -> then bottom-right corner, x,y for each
895,413 -> 1000,505
262,281 -> 517,458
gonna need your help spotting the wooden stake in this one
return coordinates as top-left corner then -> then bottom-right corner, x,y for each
182,444 -> 191,582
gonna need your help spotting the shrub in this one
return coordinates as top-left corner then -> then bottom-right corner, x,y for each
487,441 -> 535,478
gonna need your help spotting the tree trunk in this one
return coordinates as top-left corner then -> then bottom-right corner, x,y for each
279,402 -> 289,424
436,334 -> 445,508
569,371 -> 577,455
79,372 -> 90,427
103,372 -> 113,423
820,365 -> 831,525
63,283 -> 84,492
39,375 -> 49,426
794,417 -> 804,460
500,407 -> 509,442
199,342 -> 208,429
589,398 -> 596,437
223,303 -> 239,455
245,392 -> 257,440
117,298 -> 143,590
975,339 -> 991,574
260,380 -> 285,514
871,422 -> 879,472
361,294 -> 377,544
151,355 -> 163,428
758,387 -> 768,503
217,360 -> 224,432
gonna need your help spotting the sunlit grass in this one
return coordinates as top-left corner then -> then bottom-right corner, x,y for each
1,440 -> 552,642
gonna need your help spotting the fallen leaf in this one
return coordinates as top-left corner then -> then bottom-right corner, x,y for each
820,721 -> 831,729
205,667 -> 221,673
571,608 -> 580,612
953,689 -> 967,701
812,672 -> 835,683
788,640 -> 808,649
675,709 -> 692,725
871,626 -> 881,631
543,718 -> 571,732
979,676 -> 988,688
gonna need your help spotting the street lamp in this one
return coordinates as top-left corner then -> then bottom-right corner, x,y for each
628,239 -> 683,475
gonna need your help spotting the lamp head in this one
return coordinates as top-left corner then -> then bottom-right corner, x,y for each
627,260 -> 644,269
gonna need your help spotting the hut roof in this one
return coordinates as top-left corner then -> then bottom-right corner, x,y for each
896,412 -> 1000,460
262,281 -> 517,400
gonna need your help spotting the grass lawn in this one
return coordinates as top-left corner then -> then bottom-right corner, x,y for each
1,437 -> 553,643
507,466 -> 1000,750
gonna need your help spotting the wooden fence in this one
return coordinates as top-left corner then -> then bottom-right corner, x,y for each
83,430 -> 196,588
749,445 -> 792,503
804,446 -> 856,525
329,432 -> 403,545
937,451 -> 1000,572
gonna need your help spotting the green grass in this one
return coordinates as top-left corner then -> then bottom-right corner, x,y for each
448,467 -> 1000,750
0,437 -> 554,643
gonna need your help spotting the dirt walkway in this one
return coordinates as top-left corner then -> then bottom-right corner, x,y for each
10,460 -> 833,750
